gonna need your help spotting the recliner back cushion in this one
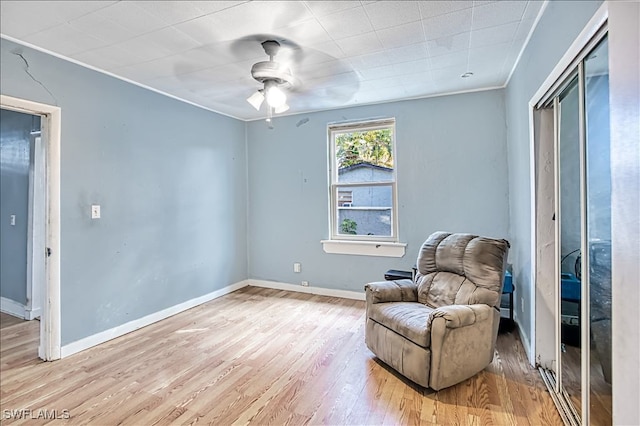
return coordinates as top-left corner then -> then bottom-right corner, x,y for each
416,232 -> 509,309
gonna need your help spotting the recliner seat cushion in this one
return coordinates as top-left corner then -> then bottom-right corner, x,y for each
369,302 -> 434,348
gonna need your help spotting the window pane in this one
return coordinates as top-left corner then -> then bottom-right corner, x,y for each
336,185 -> 392,237
335,129 -> 393,183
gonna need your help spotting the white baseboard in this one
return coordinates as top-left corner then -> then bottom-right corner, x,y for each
25,306 -> 42,320
60,280 -> 249,358
0,297 -> 26,319
515,319 -> 533,366
248,279 -> 366,301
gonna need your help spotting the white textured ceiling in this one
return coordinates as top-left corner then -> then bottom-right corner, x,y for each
0,1 -> 544,120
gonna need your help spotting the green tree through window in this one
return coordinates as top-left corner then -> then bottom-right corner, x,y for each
335,129 -> 393,169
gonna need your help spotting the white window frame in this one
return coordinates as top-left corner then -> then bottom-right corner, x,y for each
323,118 -> 404,246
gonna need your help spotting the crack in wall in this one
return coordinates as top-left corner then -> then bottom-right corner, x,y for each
13,51 -> 58,105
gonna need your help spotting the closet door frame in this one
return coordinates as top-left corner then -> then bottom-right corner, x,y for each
529,5 -> 609,425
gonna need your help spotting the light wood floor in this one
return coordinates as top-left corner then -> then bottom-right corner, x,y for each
0,312 -> 28,329
0,287 -> 562,425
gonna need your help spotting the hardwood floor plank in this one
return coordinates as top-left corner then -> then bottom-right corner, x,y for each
304,332 -> 371,424
0,313 -> 28,329
0,287 -> 562,425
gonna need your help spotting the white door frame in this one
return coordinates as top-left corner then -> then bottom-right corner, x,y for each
1,94 -> 61,361
26,133 -> 44,321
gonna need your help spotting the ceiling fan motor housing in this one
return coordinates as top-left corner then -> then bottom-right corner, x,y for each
250,40 -> 295,88
250,61 -> 294,86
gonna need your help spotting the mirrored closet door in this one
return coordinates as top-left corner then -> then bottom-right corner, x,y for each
583,36 -> 612,426
538,30 -> 612,426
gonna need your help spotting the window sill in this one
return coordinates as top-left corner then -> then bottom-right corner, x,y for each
321,240 -> 406,257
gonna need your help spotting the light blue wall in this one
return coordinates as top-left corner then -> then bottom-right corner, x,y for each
504,1 -> 603,345
0,109 -> 39,305
0,38 -> 248,345
247,90 -> 509,291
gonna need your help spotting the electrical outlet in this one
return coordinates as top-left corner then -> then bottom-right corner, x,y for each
294,262 -> 301,273
521,297 -> 525,313
301,281 -> 309,287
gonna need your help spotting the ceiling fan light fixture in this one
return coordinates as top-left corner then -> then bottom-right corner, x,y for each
265,83 -> 287,108
247,90 -> 265,110
274,103 -> 289,114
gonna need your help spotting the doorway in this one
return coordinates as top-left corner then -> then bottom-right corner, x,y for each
0,95 -> 61,361
0,109 -> 41,322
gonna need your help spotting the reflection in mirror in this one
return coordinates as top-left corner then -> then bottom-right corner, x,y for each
585,35 -> 612,426
558,76 -> 582,419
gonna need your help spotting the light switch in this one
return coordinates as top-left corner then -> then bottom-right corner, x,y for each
91,205 -> 101,219
10,215 -> 16,226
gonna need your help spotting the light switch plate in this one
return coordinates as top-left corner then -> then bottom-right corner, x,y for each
91,205 -> 101,219
10,215 -> 16,226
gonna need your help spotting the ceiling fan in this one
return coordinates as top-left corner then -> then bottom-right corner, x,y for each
246,39 -> 296,122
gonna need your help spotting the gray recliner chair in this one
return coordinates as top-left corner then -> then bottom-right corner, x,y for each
365,232 -> 510,390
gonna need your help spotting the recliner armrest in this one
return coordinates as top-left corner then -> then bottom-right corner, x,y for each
365,280 -> 418,303
428,304 -> 492,328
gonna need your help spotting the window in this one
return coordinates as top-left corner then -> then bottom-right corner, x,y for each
328,118 -> 398,242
